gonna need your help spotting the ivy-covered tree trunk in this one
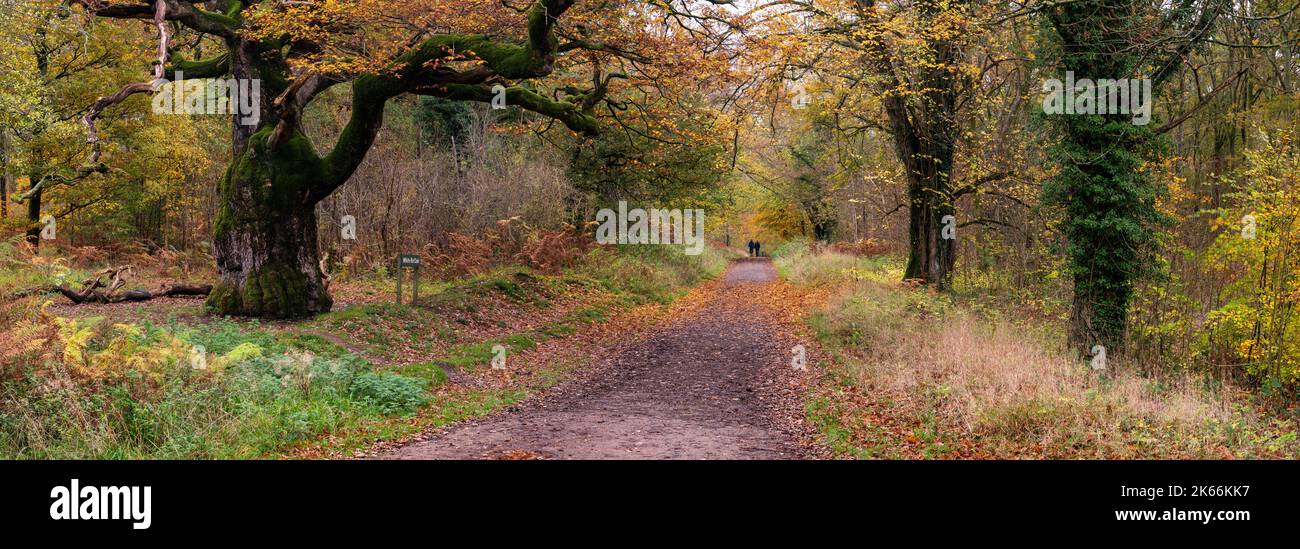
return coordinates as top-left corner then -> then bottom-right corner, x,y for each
1046,7 -> 1153,355
1045,0 -> 1222,355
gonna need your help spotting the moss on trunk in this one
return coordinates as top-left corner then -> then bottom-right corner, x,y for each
206,127 -> 332,318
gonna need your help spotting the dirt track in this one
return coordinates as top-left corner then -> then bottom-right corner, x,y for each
380,258 -> 811,460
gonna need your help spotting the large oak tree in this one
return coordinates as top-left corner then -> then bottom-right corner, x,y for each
69,0 -> 735,318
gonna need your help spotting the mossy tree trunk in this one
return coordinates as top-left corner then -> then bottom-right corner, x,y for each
203,36 -> 334,318
207,127 -> 333,317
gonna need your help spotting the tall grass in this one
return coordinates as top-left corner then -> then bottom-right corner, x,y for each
778,247 -> 1298,458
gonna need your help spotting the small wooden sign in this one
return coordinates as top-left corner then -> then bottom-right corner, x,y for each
395,254 -> 421,305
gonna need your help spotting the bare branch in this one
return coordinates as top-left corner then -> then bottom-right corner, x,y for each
79,0 -> 170,164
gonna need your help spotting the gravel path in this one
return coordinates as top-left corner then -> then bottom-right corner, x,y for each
380,258 -> 811,460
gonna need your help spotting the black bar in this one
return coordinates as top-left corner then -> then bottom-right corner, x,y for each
0,460 -> 1284,541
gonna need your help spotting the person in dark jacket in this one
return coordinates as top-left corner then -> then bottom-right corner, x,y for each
746,240 -> 755,256
754,241 -> 761,257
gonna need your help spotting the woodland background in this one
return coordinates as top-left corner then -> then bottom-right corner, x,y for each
0,0 -> 1297,457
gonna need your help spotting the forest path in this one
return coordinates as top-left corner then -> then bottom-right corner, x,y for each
379,258 -> 810,459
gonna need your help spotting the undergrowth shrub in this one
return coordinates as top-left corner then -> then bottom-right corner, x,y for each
0,307 -> 433,458
349,372 -> 430,415
829,238 -> 891,256
426,218 -> 595,277
0,238 -> 92,302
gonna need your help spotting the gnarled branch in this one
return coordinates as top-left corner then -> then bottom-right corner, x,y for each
78,0 -> 170,164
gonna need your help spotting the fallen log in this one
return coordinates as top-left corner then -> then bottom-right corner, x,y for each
48,265 -> 211,304
158,284 -> 213,297
54,283 -> 212,304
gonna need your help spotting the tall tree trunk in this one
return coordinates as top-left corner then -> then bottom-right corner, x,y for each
902,166 -> 955,286
1043,0 -> 1221,355
866,0 -> 962,289
206,127 -> 332,317
25,170 -> 42,247
0,130 -> 8,221
204,41 -> 332,318
882,79 -> 958,289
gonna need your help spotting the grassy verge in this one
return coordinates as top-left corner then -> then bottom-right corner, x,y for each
774,242 -> 1299,459
0,242 -> 731,459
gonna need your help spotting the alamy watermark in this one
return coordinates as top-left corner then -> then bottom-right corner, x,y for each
791,80 -> 811,109
491,344 -> 507,370
491,84 -> 508,110
50,479 -> 151,530
1042,71 -> 1152,125
1091,344 -> 1107,370
341,215 -> 357,241
190,344 -> 207,370
595,201 -> 706,256
40,215 -> 56,240
151,71 -> 261,126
